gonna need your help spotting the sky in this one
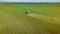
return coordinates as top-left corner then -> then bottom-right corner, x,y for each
0,0 -> 60,2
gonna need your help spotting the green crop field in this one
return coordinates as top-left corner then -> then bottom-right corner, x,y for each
0,4 -> 60,34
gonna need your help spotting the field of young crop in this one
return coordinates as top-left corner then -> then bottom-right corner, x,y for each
0,4 -> 60,34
